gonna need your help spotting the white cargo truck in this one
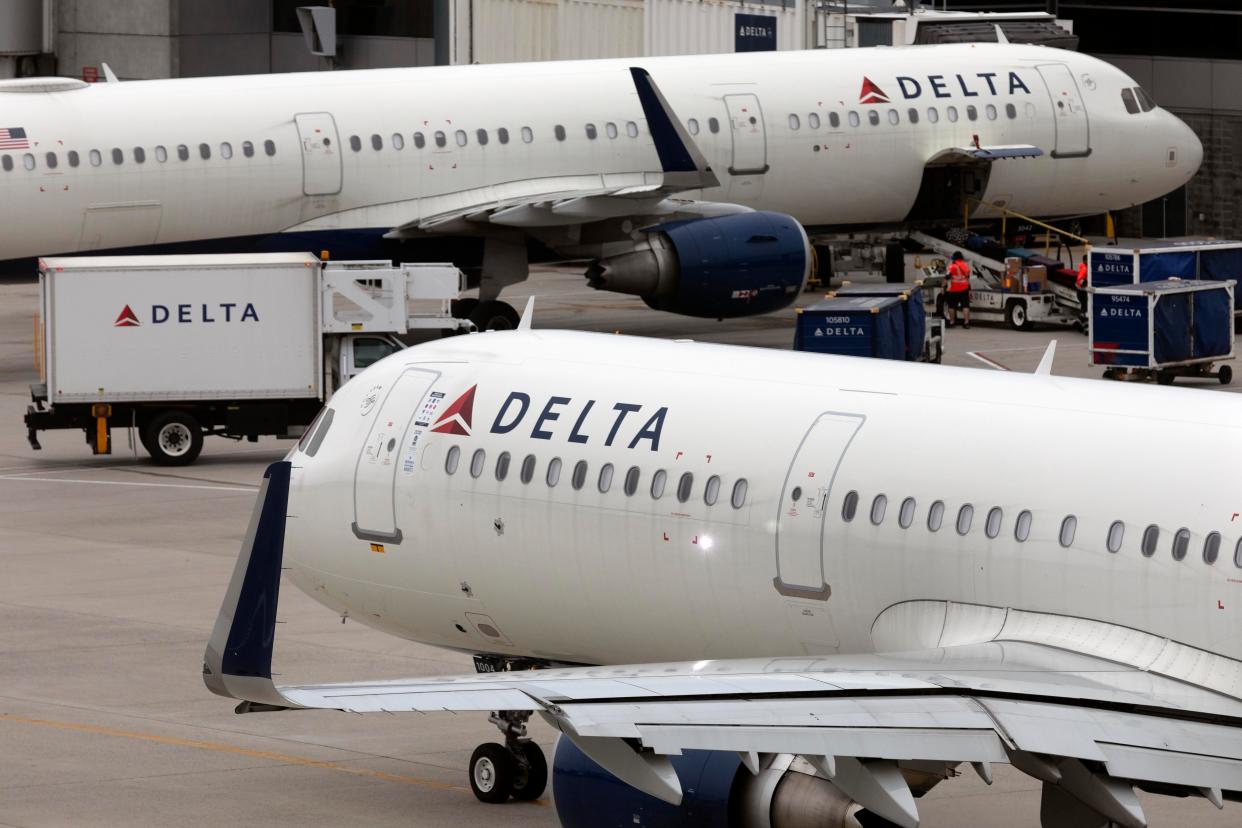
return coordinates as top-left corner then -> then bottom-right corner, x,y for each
26,253 -> 471,465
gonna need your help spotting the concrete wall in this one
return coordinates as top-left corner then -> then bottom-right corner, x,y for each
454,0 -> 642,64
56,0 -> 175,79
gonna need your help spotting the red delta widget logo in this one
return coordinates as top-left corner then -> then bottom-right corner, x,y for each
113,301 -> 260,327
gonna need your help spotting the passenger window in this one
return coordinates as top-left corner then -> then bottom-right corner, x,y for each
704,475 -> 720,506
1142,524 -> 1159,557
199,143 -> 210,160
947,106 -> 959,123
907,108 -> 919,124
624,465 -> 641,496
676,472 -> 693,503
371,134 -> 383,151
221,142 -> 233,159
887,109 -> 899,125
985,507 -> 1003,539
520,454 -> 536,484
154,146 -> 167,162
1015,510 -> 1032,542
571,460 -> 588,490
351,337 -> 396,369
392,133 -> 405,150
788,114 -> 800,130
1235,537 -> 1242,568
304,407 -> 334,457
1005,103 -> 1017,119
598,463 -> 614,493
497,127 -> 509,144
927,107 -> 939,123
1,155 -> 12,172
132,147 -> 145,164
242,140 -> 255,157
470,448 -> 486,478
414,132 -> 426,149
708,117 -> 719,134
176,144 -> 189,161
111,148 -> 123,164
828,112 -> 840,128
867,110 -> 880,126
870,494 -> 887,525
495,451 -> 511,481
90,149 -> 103,166
455,130 -> 467,147
626,121 -> 639,138
808,113 -> 820,129
349,135 -> 362,152
22,153 -> 34,170
898,497 -> 916,529
966,105 -> 978,121
956,504 -> 974,535
434,131 -> 446,148
445,445 -> 461,475
45,152 -> 57,169
1172,528 -> 1190,561
264,139 -> 276,156
848,111 -> 860,127
476,129 -> 488,145
1059,515 -> 1076,548
928,500 -> 945,532
1204,531 -> 1221,565
554,125 -> 566,142
841,490 -> 859,522
731,479 -> 748,509
521,126 -> 534,143
1107,521 -> 1124,553
651,469 -> 667,498
546,457 -> 562,487
585,123 -> 598,139
985,104 -> 997,120
606,122 -> 618,138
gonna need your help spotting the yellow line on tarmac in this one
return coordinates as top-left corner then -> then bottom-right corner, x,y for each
0,711 -> 546,804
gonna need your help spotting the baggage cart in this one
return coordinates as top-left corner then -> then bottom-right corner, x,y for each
832,282 -> 943,363
793,296 -> 906,360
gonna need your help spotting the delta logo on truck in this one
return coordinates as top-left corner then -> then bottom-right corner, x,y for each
113,302 -> 260,327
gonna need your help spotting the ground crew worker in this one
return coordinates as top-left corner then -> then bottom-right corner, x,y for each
945,251 -> 971,329
1076,255 -> 1089,325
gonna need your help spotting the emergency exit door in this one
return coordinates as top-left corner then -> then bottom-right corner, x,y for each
294,112 -> 343,196
774,412 -> 864,600
1037,64 -> 1090,158
723,94 -> 769,175
352,368 -> 439,543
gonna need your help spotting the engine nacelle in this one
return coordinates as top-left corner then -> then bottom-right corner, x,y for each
585,211 -> 811,319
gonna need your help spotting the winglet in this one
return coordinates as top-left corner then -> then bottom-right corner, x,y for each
203,461 -> 295,709
1035,340 -> 1057,376
628,67 -> 720,190
517,296 -> 535,330
101,62 -> 119,83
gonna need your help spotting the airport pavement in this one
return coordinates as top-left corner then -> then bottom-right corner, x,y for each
0,270 -> 1237,827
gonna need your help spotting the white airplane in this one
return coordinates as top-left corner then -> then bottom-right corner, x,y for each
0,43 -> 1200,326
206,322 -> 1242,827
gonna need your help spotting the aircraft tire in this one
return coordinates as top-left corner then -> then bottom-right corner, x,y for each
470,300 -> 520,331
510,741 -> 548,801
469,743 -> 516,804
144,411 -> 204,466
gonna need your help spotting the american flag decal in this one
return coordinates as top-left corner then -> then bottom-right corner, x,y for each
0,127 -> 30,150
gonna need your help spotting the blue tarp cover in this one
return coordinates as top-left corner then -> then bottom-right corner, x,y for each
1139,251 -> 1196,282
794,296 -> 905,360
1199,248 -> 1242,309
834,283 -> 926,361
1193,288 -> 1233,358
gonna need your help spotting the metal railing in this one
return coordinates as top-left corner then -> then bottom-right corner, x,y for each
964,197 -> 1091,261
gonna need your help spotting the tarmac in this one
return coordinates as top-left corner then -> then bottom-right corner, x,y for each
0,266 -> 1237,827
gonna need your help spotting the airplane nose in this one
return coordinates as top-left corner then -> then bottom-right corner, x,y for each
1174,113 -> 1203,178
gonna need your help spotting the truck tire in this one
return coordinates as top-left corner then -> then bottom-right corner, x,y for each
470,300 -> 520,331
1005,300 -> 1030,331
144,411 -> 204,466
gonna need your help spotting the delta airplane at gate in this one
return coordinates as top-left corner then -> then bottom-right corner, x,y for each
0,42 -> 1200,325
206,321 -> 1242,828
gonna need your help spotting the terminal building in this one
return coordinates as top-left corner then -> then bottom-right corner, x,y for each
1,0 -> 1238,240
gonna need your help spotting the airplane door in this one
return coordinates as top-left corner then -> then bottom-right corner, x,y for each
352,368 -> 439,543
1036,64 -> 1090,158
774,412 -> 864,600
723,94 -> 769,175
294,112 -> 343,196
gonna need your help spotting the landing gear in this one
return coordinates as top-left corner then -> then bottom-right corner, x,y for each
468,710 -> 547,803
469,299 -> 520,331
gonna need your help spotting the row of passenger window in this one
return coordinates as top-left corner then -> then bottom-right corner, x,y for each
444,445 -> 748,508
349,120 -> 644,153
787,102 -> 1026,132
841,490 -> 1242,567
1,139 -> 277,172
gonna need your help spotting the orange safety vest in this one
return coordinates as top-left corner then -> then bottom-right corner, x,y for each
1076,262 -> 1088,289
947,260 -> 971,292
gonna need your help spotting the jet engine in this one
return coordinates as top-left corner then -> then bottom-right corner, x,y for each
585,211 -> 811,319
551,736 -> 949,828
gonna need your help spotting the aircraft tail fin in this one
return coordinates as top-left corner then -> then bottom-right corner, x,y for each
629,67 -> 720,191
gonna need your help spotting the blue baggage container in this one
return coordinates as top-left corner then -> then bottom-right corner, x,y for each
794,296 -> 905,360
833,283 -> 927,361
1089,279 -> 1235,370
1089,242 -> 1242,310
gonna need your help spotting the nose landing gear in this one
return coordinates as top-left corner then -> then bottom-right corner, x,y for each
468,710 -> 548,803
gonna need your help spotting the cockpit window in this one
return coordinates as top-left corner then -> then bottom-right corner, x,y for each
1121,88 -> 1140,115
302,407 -> 334,457
1135,87 -> 1156,112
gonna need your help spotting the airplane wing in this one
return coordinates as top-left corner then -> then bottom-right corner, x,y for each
290,67 -> 724,238
205,463 -> 1242,827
